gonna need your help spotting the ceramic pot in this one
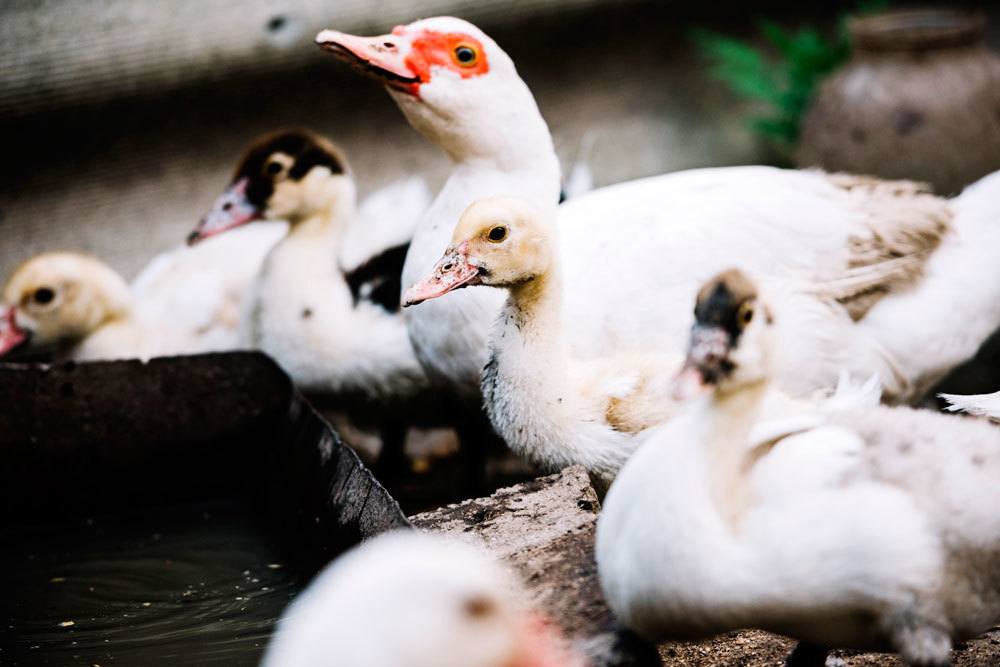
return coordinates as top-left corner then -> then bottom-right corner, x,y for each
796,9 -> 1000,194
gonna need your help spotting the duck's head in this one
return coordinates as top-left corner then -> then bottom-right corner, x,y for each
316,18 -> 552,164
261,531 -> 584,667
188,129 -> 354,244
675,268 -> 775,397
0,252 -> 131,357
403,197 -> 553,306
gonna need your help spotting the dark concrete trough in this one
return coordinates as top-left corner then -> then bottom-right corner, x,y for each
0,353 -> 658,666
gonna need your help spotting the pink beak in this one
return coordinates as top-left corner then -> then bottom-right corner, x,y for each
671,325 -> 732,399
403,243 -> 482,307
315,28 -> 421,94
0,306 -> 29,357
508,611 -> 588,667
187,178 -> 262,245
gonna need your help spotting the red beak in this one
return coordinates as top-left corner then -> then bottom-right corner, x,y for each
187,178 -> 262,245
0,306 -> 29,357
315,28 -> 422,95
403,243 -> 482,307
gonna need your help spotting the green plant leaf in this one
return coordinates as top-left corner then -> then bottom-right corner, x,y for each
692,1 -> 885,146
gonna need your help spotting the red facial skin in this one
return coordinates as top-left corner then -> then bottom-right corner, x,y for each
400,28 -> 491,95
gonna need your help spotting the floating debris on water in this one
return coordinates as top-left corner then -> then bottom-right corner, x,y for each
58,621 -> 74,628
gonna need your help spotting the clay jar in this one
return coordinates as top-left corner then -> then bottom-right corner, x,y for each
796,9 -> 1000,195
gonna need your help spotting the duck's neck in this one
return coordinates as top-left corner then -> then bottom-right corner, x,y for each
506,269 -> 564,355
483,262 -> 630,482
285,203 -> 350,246
393,79 -> 561,180
699,380 -> 771,526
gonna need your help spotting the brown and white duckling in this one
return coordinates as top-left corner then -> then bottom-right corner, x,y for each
597,268 -> 1000,667
404,197 -> 683,486
260,531 -> 584,667
188,129 -> 428,401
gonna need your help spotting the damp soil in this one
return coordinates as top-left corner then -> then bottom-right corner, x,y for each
1,498 -> 300,667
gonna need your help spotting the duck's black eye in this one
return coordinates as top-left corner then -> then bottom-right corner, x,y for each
453,44 -> 478,66
33,287 -> 55,305
265,161 -> 284,176
737,300 -> 754,325
487,225 -> 507,243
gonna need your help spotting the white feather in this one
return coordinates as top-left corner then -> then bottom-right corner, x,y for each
939,390 -> 1000,421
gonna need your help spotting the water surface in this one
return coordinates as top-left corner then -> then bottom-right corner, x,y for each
2,499 -> 300,666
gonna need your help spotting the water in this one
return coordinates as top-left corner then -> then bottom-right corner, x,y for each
1,499 -> 301,666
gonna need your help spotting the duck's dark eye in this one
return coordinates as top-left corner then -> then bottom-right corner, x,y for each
737,301 -> 754,325
487,226 -> 507,243
33,287 -> 55,305
266,161 -> 284,176
453,44 -> 478,66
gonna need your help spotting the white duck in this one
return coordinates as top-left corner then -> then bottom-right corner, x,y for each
260,530 -> 584,667
597,268 -> 1000,667
404,197 -> 937,485
316,17 -> 1000,407
188,129 -> 429,402
0,230 -> 281,360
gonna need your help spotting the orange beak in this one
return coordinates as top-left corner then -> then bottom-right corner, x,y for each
315,28 -> 422,95
403,242 -> 482,307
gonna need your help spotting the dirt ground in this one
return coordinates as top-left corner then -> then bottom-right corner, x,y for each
659,627 -> 1000,666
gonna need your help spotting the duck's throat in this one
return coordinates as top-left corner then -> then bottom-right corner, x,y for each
506,271 -> 563,351
702,381 -> 770,527
287,206 -> 348,244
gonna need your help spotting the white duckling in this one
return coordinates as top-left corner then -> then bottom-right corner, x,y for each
597,268 -> 1000,667
260,531 -> 584,667
0,247 -> 279,361
317,18 -> 1000,407
404,198 -> 900,486
188,129 -> 428,402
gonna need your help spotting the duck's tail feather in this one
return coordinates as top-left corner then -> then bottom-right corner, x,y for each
938,391 -> 1000,421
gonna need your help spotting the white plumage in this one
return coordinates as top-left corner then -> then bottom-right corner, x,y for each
247,211 -> 426,398
597,269 -> 1000,666
940,390 -> 1000,421
260,531 -> 582,667
129,223 -> 286,354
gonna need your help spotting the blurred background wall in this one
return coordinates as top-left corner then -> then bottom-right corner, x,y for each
3,0 -> 999,280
